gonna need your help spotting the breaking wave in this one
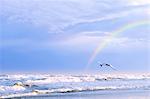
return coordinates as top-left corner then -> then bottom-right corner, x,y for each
0,73 -> 150,98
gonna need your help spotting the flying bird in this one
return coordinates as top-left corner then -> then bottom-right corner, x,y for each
99,63 -> 117,71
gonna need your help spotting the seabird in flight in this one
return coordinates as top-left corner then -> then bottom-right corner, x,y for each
100,63 -> 117,71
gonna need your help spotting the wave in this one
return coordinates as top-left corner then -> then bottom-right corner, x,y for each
1,85 -> 150,98
0,73 -> 150,98
0,74 -> 150,84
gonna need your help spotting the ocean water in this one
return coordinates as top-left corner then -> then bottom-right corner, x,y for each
0,73 -> 150,98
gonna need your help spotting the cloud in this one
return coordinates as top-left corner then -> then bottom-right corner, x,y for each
54,32 -> 150,52
1,0 -> 149,52
128,0 -> 150,6
76,31 -> 110,36
1,0 -> 149,34
1,27 -> 149,52
108,37 -> 150,49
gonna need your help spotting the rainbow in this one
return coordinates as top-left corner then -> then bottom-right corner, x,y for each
85,20 -> 150,71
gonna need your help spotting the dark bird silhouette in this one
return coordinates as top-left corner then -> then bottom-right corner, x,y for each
99,63 -> 117,71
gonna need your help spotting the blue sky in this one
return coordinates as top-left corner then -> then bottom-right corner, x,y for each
0,0 -> 150,73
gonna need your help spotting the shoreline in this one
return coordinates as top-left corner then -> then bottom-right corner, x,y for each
1,89 -> 150,99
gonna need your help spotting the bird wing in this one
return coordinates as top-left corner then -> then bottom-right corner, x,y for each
109,65 -> 117,71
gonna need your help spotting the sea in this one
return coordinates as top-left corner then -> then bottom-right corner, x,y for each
0,73 -> 150,99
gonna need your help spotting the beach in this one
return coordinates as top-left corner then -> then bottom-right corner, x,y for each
22,89 -> 150,99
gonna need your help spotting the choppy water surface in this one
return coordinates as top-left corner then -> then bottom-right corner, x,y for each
0,73 -> 150,98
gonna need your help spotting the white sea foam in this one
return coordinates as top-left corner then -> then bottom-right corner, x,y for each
0,92 -> 38,98
0,73 -> 150,98
0,85 -> 148,98
25,75 -> 96,85
0,85 -> 26,93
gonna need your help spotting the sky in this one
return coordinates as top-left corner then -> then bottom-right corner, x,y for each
0,0 -> 150,73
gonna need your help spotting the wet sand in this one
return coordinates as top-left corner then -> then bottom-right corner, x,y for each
21,89 -> 150,99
